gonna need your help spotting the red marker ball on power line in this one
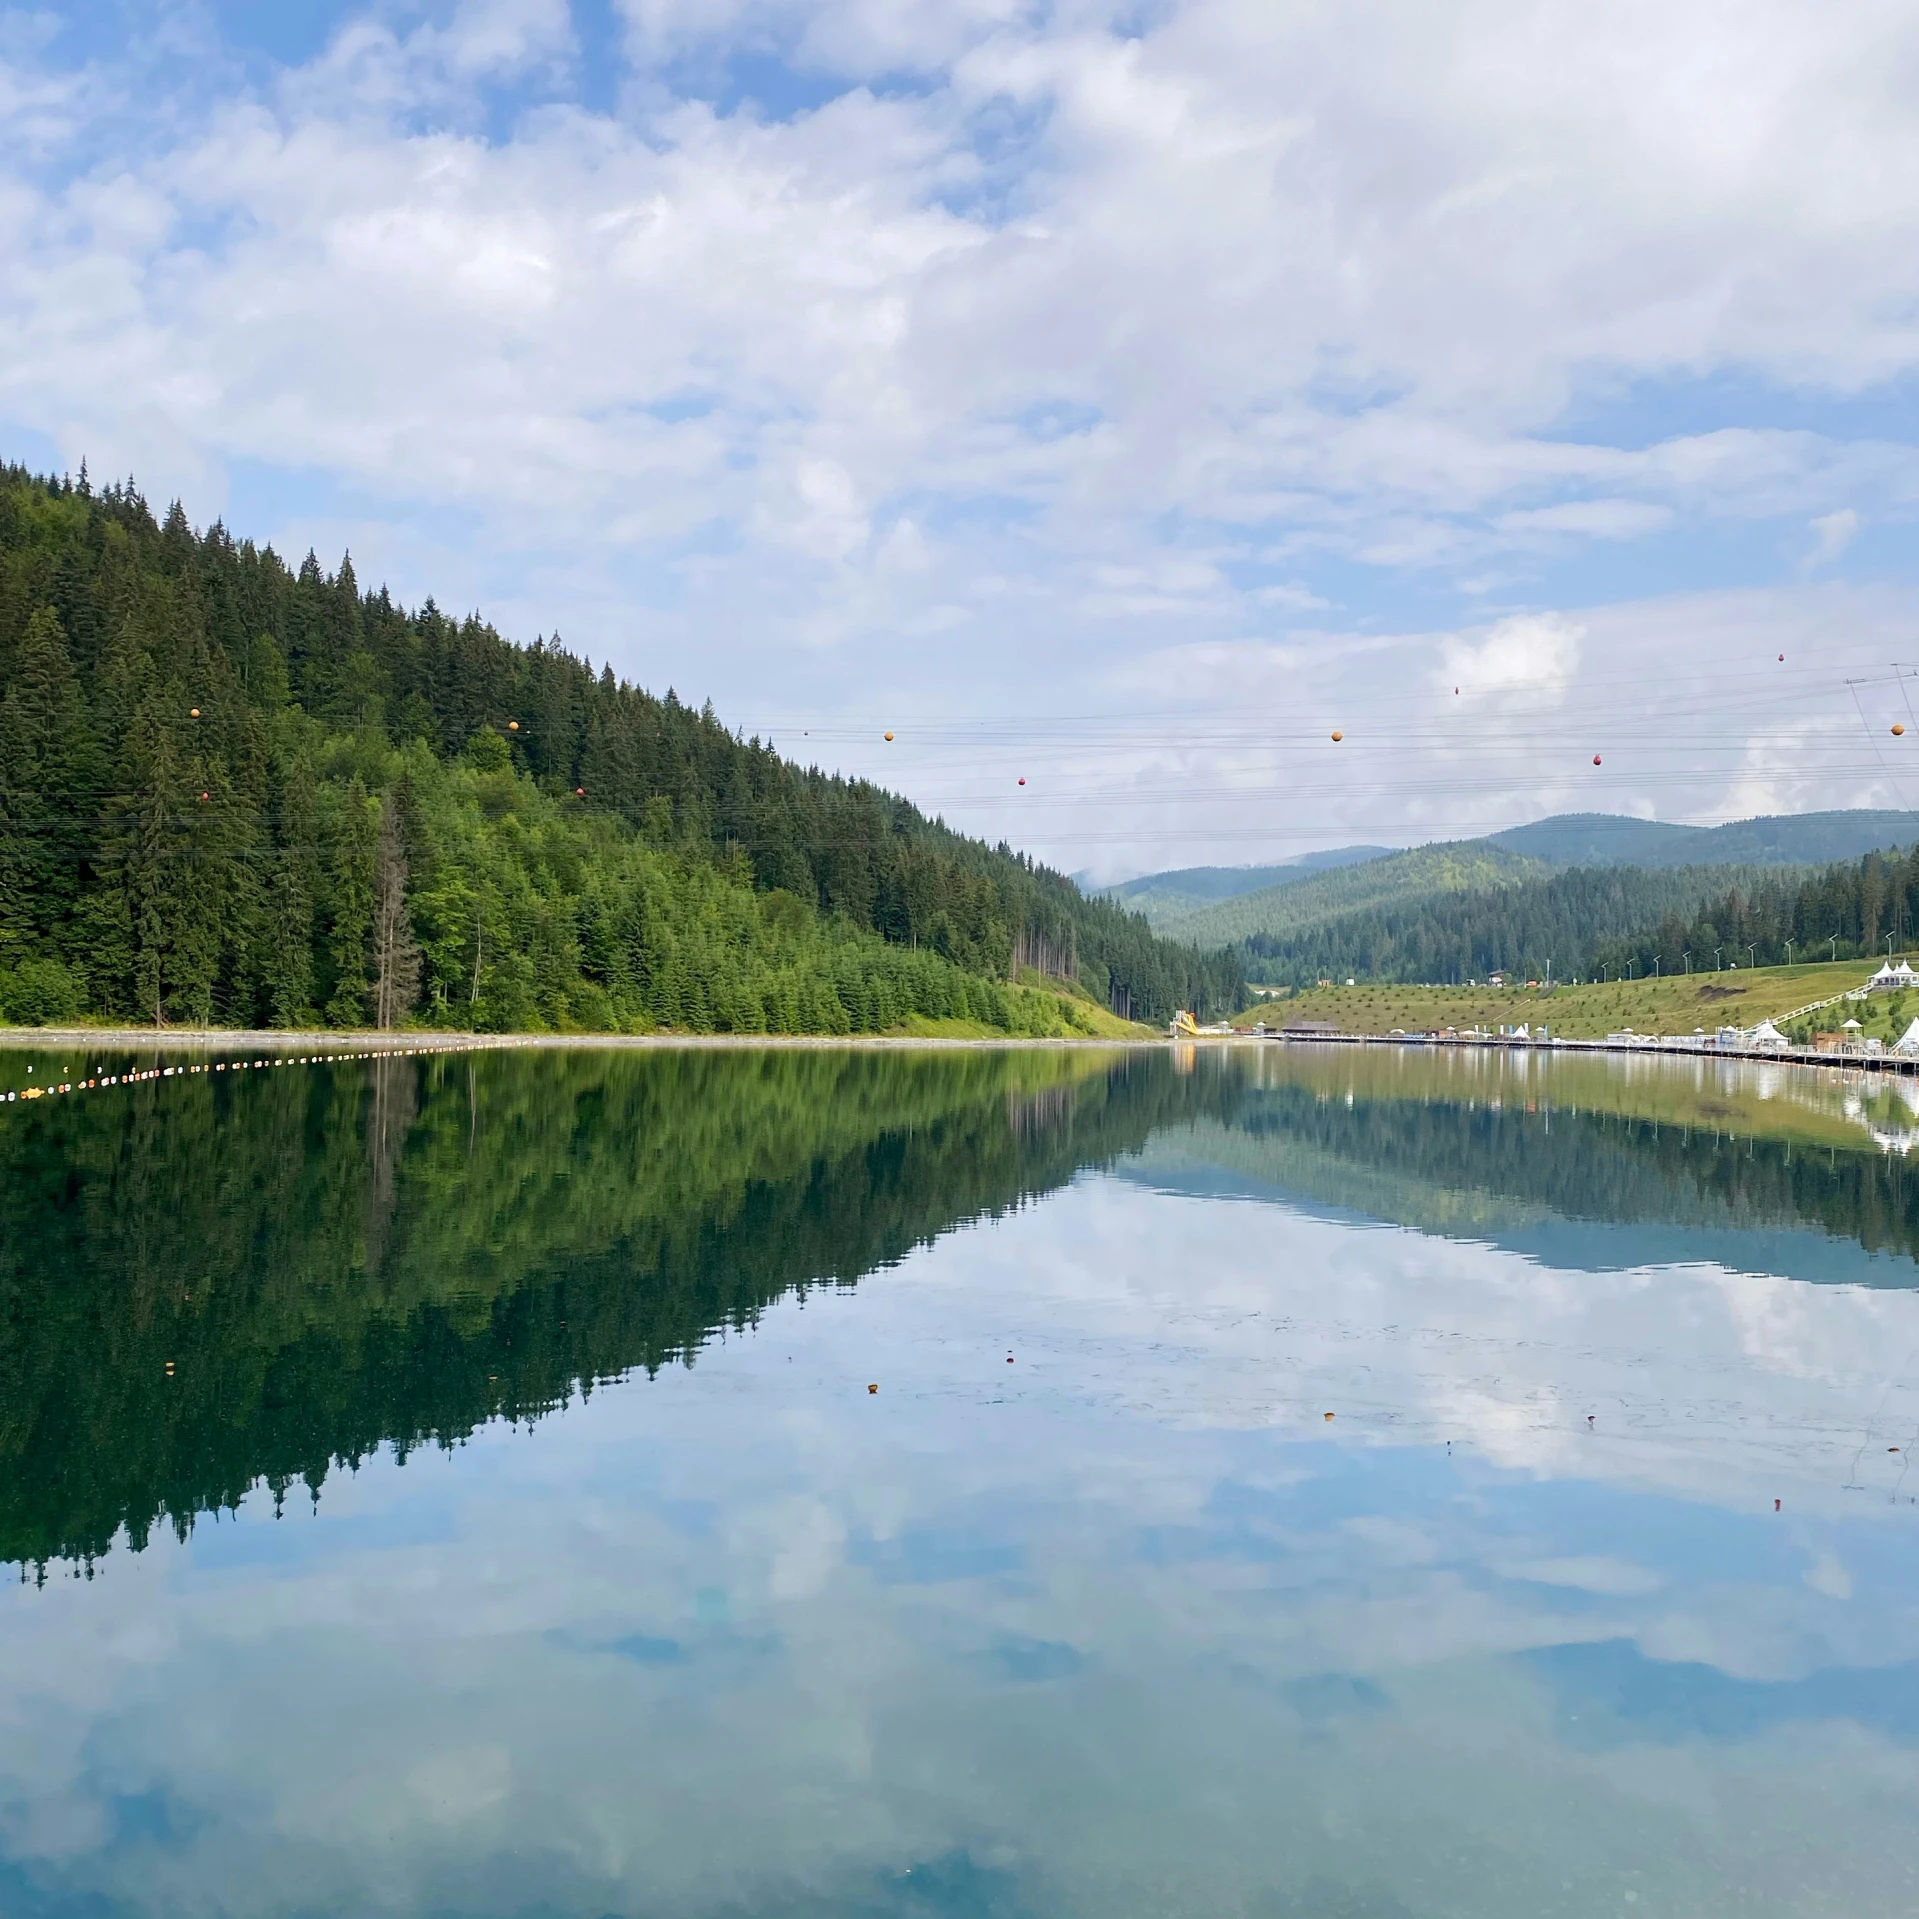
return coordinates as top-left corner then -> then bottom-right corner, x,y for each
1018,777 -> 1025,786
1593,755 -> 1602,766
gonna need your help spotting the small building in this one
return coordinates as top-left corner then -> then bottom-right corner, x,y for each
1280,1019 -> 1342,1039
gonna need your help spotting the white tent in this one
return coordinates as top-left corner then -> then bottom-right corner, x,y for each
1869,963 -> 1900,991
1895,1017 -> 1919,1054
1749,1019 -> 1789,1049
1896,961 -> 1919,985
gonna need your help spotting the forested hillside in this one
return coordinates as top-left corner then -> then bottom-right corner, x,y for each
0,465 -> 1241,1031
1590,842 -> 1919,980
1173,840 -> 1548,948
1240,861 -> 1794,985
1100,845 -> 1394,929
1486,808 -> 1919,869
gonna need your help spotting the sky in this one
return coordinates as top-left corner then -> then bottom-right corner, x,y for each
6,0 -> 1919,878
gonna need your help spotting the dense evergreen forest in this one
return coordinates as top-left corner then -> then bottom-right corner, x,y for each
0,1046 -> 1237,1570
1241,860 -> 1796,985
1586,842 -> 1919,981
0,464 -> 1241,1032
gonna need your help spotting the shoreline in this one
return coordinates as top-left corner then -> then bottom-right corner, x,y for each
0,1027 -> 1168,1054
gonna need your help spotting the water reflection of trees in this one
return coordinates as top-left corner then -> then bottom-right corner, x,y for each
1,1049 -> 1230,1573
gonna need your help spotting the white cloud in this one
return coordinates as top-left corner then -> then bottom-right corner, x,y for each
1808,505 -> 1861,567
1439,612 -> 1584,705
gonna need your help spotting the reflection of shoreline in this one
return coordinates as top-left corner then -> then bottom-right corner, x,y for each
1242,1041 -> 1919,1157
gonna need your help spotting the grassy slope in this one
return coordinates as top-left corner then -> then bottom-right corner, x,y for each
1168,841 -> 1548,945
1229,958 -> 1882,1041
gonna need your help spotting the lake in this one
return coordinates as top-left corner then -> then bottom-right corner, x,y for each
5,1039 -> 1919,1917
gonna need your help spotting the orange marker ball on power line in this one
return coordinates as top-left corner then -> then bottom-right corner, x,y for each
884,731 -> 894,741
508,720 -> 519,731
1330,731 -> 1343,743
189,707 -> 200,718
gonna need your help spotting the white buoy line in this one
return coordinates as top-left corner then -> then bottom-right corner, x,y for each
1,1038 -> 505,1105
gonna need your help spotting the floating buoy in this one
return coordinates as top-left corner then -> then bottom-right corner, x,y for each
1006,1353 -> 1015,1363
1592,754 -> 1602,766
1324,1411 -> 1335,1421
884,731 -> 894,741
1330,731 -> 1343,743
1774,1498 -> 1781,1511
868,1382 -> 878,1394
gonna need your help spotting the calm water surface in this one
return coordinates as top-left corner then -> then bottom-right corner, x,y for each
6,1041 -> 1919,1917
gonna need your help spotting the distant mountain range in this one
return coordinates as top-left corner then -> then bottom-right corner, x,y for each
1483,810 -> 1919,870
1109,810 -> 1919,945
1095,845 -> 1396,924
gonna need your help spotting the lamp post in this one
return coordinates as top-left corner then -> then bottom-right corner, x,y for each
1830,935 -> 1839,963
1628,959 -> 1637,981
1684,952 -> 1692,975
1652,956 -> 1661,980
1747,943 -> 1758,970
1785,939 -> 1795,967
1714,946 -> 1723,971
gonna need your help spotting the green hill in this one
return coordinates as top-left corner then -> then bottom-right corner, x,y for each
0,464 -> 1241,1032
1099,846 -> 1396,928
1239,860 -> 1797,986
1171,841 -> 1549,949
1487,809 -> 1919,868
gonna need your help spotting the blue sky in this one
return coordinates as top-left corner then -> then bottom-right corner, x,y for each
5,0 -> 1919,874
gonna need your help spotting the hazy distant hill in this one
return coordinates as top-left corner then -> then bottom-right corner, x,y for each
1100,846 -> 1396,928
1240,860 -> 1792,987
1172,842 -> 1550,949
1487,810 -> 1919,869
1132,810 -> 1919,952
